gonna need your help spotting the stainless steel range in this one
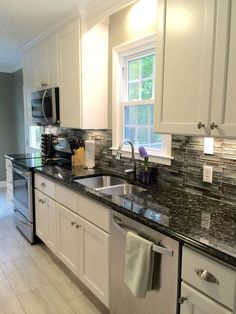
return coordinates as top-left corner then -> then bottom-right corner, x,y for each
13,164 -> 34,242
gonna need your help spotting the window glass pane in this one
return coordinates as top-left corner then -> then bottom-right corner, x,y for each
128,59 -> 140,81
141,79 -> 153,100
125,106 -> 137,125
124,104 -> 162,149
137,127 -> 148,144
141,55 -> 154,79
128,82 -> 139,101
125,126 -> 136,142
137,105 -> 149,125
29,126 -> 41,150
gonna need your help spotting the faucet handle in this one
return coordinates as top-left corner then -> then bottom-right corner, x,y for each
116,151 -> 122,160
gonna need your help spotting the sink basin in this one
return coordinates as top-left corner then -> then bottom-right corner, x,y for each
74,175 -> 146,196
74,175 -> 127,189
96,184 -> 146,196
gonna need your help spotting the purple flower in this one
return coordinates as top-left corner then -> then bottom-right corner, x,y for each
138,146 -> 148,158
139,146 -> 149,171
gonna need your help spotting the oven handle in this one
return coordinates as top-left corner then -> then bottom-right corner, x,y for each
13,167 -> 30,179
113,216 -> 173,257
41,89 -> 49,123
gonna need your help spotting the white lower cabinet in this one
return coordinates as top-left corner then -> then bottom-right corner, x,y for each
56,202 -> 79,274
78,216 -> 109,307
35,177 -> 110,308
180,282 -> 232,314
35,190 -> 57,253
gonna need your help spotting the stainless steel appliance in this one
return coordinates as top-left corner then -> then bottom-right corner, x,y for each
13,164 -> 34,243
111,211 -> 180,314
31,87 -> 60,125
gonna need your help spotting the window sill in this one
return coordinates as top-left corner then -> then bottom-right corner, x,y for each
111,147 -> 173,166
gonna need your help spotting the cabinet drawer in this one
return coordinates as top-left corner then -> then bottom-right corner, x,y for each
78,195 -> 110,233
180,282 -> 232,314
55,184 -> 79,213
5,159 -> 12,173
6,170 -> 13,185
35,174 -> 55,199
182,246 -> 236,310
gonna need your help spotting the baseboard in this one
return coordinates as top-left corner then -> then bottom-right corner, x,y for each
0,181 -> 7,188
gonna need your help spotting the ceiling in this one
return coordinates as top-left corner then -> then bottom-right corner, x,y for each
0,0 -> 134,73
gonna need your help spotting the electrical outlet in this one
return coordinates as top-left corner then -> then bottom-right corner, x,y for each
203,165 -> 213,183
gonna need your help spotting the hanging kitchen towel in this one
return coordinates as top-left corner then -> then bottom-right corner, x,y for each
124,231 -> 154,298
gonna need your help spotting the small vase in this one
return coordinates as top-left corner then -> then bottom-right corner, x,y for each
139,169 -> 153,185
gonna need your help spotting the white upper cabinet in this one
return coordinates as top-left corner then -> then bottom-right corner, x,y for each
210,0 -> 236,137
58,20 -> 81,128
58,19 -> 108,129
155,0 -> 236,137
34,35 -> 59,90
22,18 -> 108,129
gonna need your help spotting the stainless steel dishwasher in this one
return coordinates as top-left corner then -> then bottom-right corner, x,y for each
110,211 -> 180,314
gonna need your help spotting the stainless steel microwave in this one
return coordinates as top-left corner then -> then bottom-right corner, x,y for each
31,87 -> 60,125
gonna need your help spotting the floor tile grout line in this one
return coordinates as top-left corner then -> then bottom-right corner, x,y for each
0,263 -> 27,314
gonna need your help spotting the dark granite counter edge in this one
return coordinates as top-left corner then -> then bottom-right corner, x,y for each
34,168 -> 236,268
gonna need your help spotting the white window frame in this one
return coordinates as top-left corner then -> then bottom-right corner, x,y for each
112,34 -> 173,166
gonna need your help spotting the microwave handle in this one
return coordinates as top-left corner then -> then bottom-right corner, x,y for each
41,89 -> 49,123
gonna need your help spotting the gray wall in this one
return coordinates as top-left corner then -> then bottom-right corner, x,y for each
0,70 -> 25,181
12,70 -> 25,153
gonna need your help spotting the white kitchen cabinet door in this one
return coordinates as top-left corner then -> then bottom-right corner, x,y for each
58,20 -> 81,128
35,190 -> 48,242
23,48 -> 36,122
210,0 -> 236,137
79,216 -> 109,307
46,197 -> 57,253
154,0 -> 216,135
56,202 -> 79,274
180,282 -> 232,314
34,44 -> 46,90
44,35 -> 59,88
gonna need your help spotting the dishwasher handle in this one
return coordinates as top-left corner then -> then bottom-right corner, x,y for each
113,216 -> 173,257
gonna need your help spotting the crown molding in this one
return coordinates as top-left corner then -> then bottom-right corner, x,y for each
87,0 -> 137,29
19,5 -> 84,52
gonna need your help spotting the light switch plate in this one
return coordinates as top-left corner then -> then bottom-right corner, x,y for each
203,165 -> 213,183
204,137 -> 214,155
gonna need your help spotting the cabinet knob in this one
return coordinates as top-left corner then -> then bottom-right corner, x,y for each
179,296 -> 187,304
41,182 -> 46,188
210,122 -> 218,130
197,122 -> 205,129
71,222 -> 76,226
76,224 -> 81,229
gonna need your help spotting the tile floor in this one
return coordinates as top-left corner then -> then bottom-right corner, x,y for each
0,188 -> 109,314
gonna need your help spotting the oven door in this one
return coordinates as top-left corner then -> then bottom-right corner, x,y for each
13,166 -> 33,222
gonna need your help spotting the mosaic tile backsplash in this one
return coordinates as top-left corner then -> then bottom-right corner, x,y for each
47,127 -> 236,203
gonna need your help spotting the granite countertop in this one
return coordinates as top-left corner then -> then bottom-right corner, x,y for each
34,165 -> 236,268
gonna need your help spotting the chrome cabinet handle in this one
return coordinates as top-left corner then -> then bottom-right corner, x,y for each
210,122 -> 218,130
71,222 -> 76,226
179,296 -> 187,304
41,182 -> 46,188
194,268 -> 219,285
197,122 -> 205,129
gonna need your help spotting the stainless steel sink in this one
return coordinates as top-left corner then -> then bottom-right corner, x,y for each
96,184 -> 146,196
74,175 -> 127,189
74,175 -> 146,196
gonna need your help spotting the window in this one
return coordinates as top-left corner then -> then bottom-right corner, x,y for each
112,35 -> 172,165
29,126 -> 42,150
